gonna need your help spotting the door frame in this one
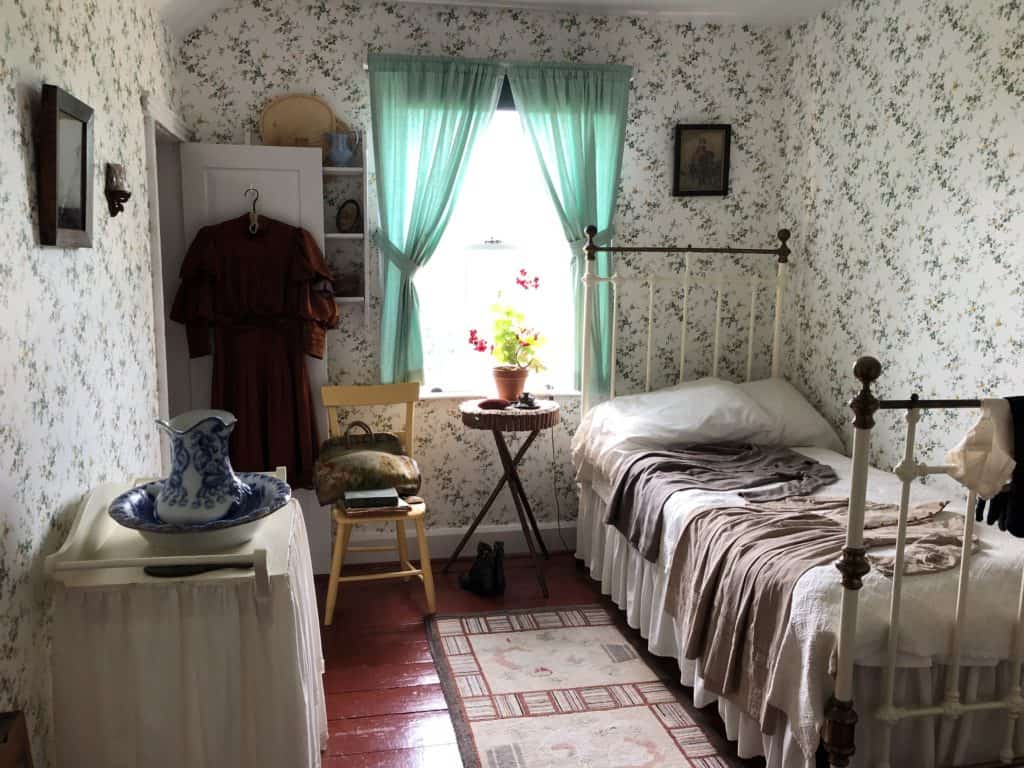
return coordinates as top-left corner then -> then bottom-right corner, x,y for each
142,91 -> 191,473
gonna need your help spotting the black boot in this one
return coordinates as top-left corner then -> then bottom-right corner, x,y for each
460,542 -> 497,596
493,542 -> 506,595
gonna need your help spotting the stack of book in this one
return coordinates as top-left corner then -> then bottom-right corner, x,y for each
342,488 -> 411,515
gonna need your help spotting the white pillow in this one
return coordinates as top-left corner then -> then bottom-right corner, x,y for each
738,377 -> 845,453
572,377 -> 780,480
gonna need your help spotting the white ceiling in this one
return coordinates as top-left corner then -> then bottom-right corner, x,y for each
152,0 -> 843,38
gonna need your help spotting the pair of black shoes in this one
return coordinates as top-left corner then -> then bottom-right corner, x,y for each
459,542 -> 506,596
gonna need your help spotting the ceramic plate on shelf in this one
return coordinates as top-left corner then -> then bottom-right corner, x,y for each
108,473 -> 291,553
260,93 -> 348,158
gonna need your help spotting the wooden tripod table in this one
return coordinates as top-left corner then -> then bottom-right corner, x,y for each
443,399 -> 561,596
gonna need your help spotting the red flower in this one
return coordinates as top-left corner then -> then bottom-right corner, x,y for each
519,269 -> 527,276
468,329 -> 489,352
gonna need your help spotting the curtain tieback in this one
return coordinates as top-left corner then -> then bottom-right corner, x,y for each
373,231 -> 420,278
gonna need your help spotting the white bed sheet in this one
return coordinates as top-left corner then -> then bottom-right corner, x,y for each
577,447 -> 1024,767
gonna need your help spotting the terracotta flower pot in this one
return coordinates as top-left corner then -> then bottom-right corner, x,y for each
493,366 -> 529,401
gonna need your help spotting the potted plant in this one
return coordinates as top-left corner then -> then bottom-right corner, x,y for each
468,270 -> 547,401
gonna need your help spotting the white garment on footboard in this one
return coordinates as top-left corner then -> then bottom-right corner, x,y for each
576,461 -> 1024,768
52,498 -> 327,768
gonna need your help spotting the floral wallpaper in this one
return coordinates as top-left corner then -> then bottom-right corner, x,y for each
177,0 -> 790,530
781,0 -> 1024,480
0,0 -> 178,763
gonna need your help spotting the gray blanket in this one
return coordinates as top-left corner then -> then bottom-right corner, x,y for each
664,496 -> 956,731
606,444 -> 839,562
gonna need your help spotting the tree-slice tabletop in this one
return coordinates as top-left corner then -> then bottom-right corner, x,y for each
458,399 -> 560,432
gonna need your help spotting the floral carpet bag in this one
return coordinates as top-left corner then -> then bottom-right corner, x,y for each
314,421 -> 421,505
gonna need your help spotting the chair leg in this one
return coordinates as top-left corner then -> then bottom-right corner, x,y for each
323,519 -> 352,627
396,520 -> 410,574
414,517 -> 436,615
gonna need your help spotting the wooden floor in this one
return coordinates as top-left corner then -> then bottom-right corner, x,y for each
319,552 -> 766,768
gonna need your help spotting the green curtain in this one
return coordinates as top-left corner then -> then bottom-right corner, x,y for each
507,62 -> 631,400
369,54 -> 502,383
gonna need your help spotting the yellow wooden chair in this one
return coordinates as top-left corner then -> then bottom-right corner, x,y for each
321,383 -> 436,626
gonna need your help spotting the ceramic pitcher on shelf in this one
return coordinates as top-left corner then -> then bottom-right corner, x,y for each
324,130 -> 361,167
155,410 -> 249,525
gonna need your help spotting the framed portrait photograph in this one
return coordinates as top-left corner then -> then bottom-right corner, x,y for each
39,84 -> 94,247
672,124 -> 731,197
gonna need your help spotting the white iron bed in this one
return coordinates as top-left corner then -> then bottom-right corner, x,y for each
573,227 -> 1024,767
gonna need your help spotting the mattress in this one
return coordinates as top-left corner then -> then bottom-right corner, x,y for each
576,447 -> 1024,768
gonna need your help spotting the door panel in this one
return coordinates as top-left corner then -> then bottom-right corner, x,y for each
171,143 -> 332,571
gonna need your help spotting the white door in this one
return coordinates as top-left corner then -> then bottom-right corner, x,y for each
168,143 -> 332,572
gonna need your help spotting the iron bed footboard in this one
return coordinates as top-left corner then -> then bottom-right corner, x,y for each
824,357 -> 1024,768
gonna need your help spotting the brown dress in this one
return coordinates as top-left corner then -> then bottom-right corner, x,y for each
170,214 -> 339,488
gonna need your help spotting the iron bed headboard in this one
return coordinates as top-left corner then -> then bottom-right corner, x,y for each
579,224 -> 793,412
824,357 -> 1023,768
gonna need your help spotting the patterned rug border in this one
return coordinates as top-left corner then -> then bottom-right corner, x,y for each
425,603 -> 684,768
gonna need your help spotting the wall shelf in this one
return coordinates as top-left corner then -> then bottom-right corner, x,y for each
322,152 -> 368,324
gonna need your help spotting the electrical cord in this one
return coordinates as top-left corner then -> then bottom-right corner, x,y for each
550,421 -> 572,553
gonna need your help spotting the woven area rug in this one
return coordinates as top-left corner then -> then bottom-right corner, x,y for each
427,605 -> 734,768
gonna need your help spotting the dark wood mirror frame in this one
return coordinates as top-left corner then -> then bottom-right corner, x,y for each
0,711 -> 33,768
39,84 -> 94,248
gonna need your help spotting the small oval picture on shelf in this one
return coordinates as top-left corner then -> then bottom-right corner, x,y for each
335,199 -> 362,234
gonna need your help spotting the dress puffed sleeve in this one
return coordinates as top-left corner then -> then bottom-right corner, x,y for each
292,228 -> 339,359
170,226 -> 216,358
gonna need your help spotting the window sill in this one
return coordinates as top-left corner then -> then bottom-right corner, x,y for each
418,387 -> 580,401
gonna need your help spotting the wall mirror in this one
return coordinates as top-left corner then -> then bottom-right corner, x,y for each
39,84 -> 94,247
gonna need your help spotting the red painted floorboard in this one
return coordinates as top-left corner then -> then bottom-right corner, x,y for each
327,710 -> 457,755
323,743 -> 462,768
324,661 -> 441,694
327,684 -> 448,720
323,636 -> 433,667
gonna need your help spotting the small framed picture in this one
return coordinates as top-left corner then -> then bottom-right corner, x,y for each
39,84 -> 94,247
672,124 -> 731,197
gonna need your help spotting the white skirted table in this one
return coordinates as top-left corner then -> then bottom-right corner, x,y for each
46,480 -> 327,768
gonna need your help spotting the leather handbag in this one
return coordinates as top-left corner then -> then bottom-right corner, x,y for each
314,421 -> 421,505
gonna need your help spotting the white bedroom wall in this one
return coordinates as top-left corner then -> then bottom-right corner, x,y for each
782,0 -> 1023,471
0,1 -> 178,763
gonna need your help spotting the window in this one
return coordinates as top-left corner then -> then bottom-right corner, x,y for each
416,109 -> 574,394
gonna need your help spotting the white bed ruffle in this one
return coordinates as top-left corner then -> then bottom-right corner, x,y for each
576,482 -> 1024,768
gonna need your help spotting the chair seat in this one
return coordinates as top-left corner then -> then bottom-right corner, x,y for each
334,500 -> 426,524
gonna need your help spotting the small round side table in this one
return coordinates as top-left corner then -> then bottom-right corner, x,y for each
443,399 -> 560,597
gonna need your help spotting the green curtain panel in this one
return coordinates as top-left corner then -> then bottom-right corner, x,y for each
507,62 -> 632,400
369,54 -> 502,383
